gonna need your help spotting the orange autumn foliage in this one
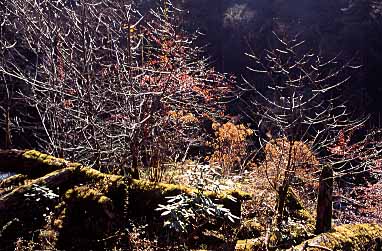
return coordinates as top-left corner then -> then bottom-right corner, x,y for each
208,122 -> 253,173
167,110 -> 199,124
259,137 -> 320,189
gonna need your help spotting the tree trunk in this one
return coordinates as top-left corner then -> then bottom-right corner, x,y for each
315,165 -> 333,234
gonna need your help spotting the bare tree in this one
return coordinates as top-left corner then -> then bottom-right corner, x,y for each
0,0 -> 231,179
0,6 -> 12,149
238,33 -> 382,226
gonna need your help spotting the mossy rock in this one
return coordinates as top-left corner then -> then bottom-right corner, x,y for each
289,223 -> 382,251
235,238 -> 264,251
237,219 -> 264,239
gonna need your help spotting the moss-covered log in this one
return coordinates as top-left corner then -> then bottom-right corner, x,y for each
0,165 -> 249,219
52,186 -> 128,250
0,150 -> 251,250
289,224 -> 382,251
0,165 -> 126,250
0,149 -> 81,177
0,174 -> 28,188
128,179 -> 251,219
0,167 -> 76,211
0,174 -> 28,197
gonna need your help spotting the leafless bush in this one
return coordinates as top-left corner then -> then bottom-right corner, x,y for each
0,0 -> 231,178
238,33 -> 382,226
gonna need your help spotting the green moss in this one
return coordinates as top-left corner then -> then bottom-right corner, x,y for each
290,224 -> 382,251
64,186 -> 112,206
124,179 -> 248,229
128,179 -> 251,219
235,238 -> 263,250
23,150 -> 81,168
64,188 -> 74,199
295,208 -> 313,222
130,179 -> 192,194
77,166 -> 122,183
209,189 -> 252,201
16,150 -> 82,178
237,220 -> 264,239
130,179 -> 251,201
98,195 -> 111,204
54,186 -> 119,250
0,174 -> 28,188
285,188 -> 314,223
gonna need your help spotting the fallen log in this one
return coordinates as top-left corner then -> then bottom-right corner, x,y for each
0,149 -> 80,178
0,174 -> 28,197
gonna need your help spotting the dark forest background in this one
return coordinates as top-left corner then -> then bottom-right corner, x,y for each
169,0 -> 382,124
